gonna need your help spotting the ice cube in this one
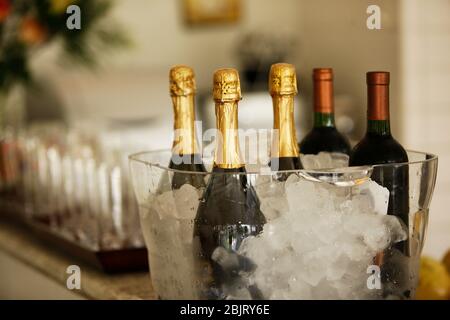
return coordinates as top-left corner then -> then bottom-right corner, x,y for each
301,152 -> 350,170
285,179 -> 317,213
312,280 -> 340,300
287,276 -> 312,299
329,152 -> 350,168
284,172 -> 301,186
173,184 -> 202,220
341,242 -> 371,261
255,178 -> 288,221
326,254 -> 350,281
382,215 -> 408,243
299,154 -> 320,170
154,190 -> 176,220
354,180 -> 390,215
362,219 -> 391,252
316,152 -> 334,169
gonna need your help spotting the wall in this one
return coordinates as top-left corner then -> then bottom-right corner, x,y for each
296,0 -> 401,140
400,0 -> 450,258
33,0 -> 403,138
108,0 -> 302,89
31,0 -> 302,135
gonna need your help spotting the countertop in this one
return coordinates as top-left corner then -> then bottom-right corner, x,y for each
0,204 -> 447,299
0,220 -> 156,300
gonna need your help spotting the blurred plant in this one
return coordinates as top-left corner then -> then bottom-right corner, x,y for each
0,0 -> 129,92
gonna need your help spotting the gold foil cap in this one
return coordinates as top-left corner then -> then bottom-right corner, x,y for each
169,65 -> 196,96
269,63 -> 298,96
213,68 -> 242,102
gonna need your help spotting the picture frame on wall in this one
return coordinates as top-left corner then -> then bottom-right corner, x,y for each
183,0 -> 241,26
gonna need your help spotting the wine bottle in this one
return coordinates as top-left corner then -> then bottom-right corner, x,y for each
168,65 -> 206,190
349,71 -> 410,298
194,68 -> 266,299
269,63 -> 302,172
299,68 -> 351,155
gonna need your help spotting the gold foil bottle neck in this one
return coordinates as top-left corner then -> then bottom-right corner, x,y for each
171,95 -> 198,155
170,65 -> 198,155
170,65 -> 196,96
213,68 -> 242,102
269,63 -> 298,96
213,68 -> 244,169
272,95 -> 300,158
214,102 -> 244,169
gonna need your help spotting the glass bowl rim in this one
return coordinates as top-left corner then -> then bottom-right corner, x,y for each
129,149 -> 438,176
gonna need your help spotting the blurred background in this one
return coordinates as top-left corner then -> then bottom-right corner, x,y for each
0,0 -> 449,298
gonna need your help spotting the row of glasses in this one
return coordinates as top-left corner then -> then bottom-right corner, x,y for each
0,127 -> 22,196
13,122 -> 144,250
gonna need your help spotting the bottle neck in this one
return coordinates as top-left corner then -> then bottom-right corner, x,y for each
272,95 -> 299,158
171,95 -> 199,155
214,101 -> 244,169
313,76 -> 335,128
314,112 -> 335,128
367,120 -> 391,136
367,83 -> 391,136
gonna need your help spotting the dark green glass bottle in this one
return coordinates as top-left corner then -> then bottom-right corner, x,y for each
167,65 -> 206,190
194,69 -> 266,299
299,68 -> 351,155
350,71 -> 410,298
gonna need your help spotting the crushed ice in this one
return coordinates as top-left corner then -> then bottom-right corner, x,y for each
237,175 -> 407,299
140,184 -> 203,299
140,152 -> 408,300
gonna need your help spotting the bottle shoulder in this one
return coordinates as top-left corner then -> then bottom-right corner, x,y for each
169,154 -> 206,171
350,135 -> 408,166
196,169 -> 265,225
169,154 -> 206,189
299,127 -> 351,155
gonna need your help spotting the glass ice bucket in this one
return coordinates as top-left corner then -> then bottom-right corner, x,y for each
129,150 -> 437,300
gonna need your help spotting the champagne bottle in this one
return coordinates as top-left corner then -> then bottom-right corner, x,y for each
349,71 -> 410,298
168,65 -> 206,190
269,63 -> 302,172
299,68 -> 351,155
146,66 -> 205,300
194,68 -> 266,299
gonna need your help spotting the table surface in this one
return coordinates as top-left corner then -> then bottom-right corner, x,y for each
0,220 -> 156,300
